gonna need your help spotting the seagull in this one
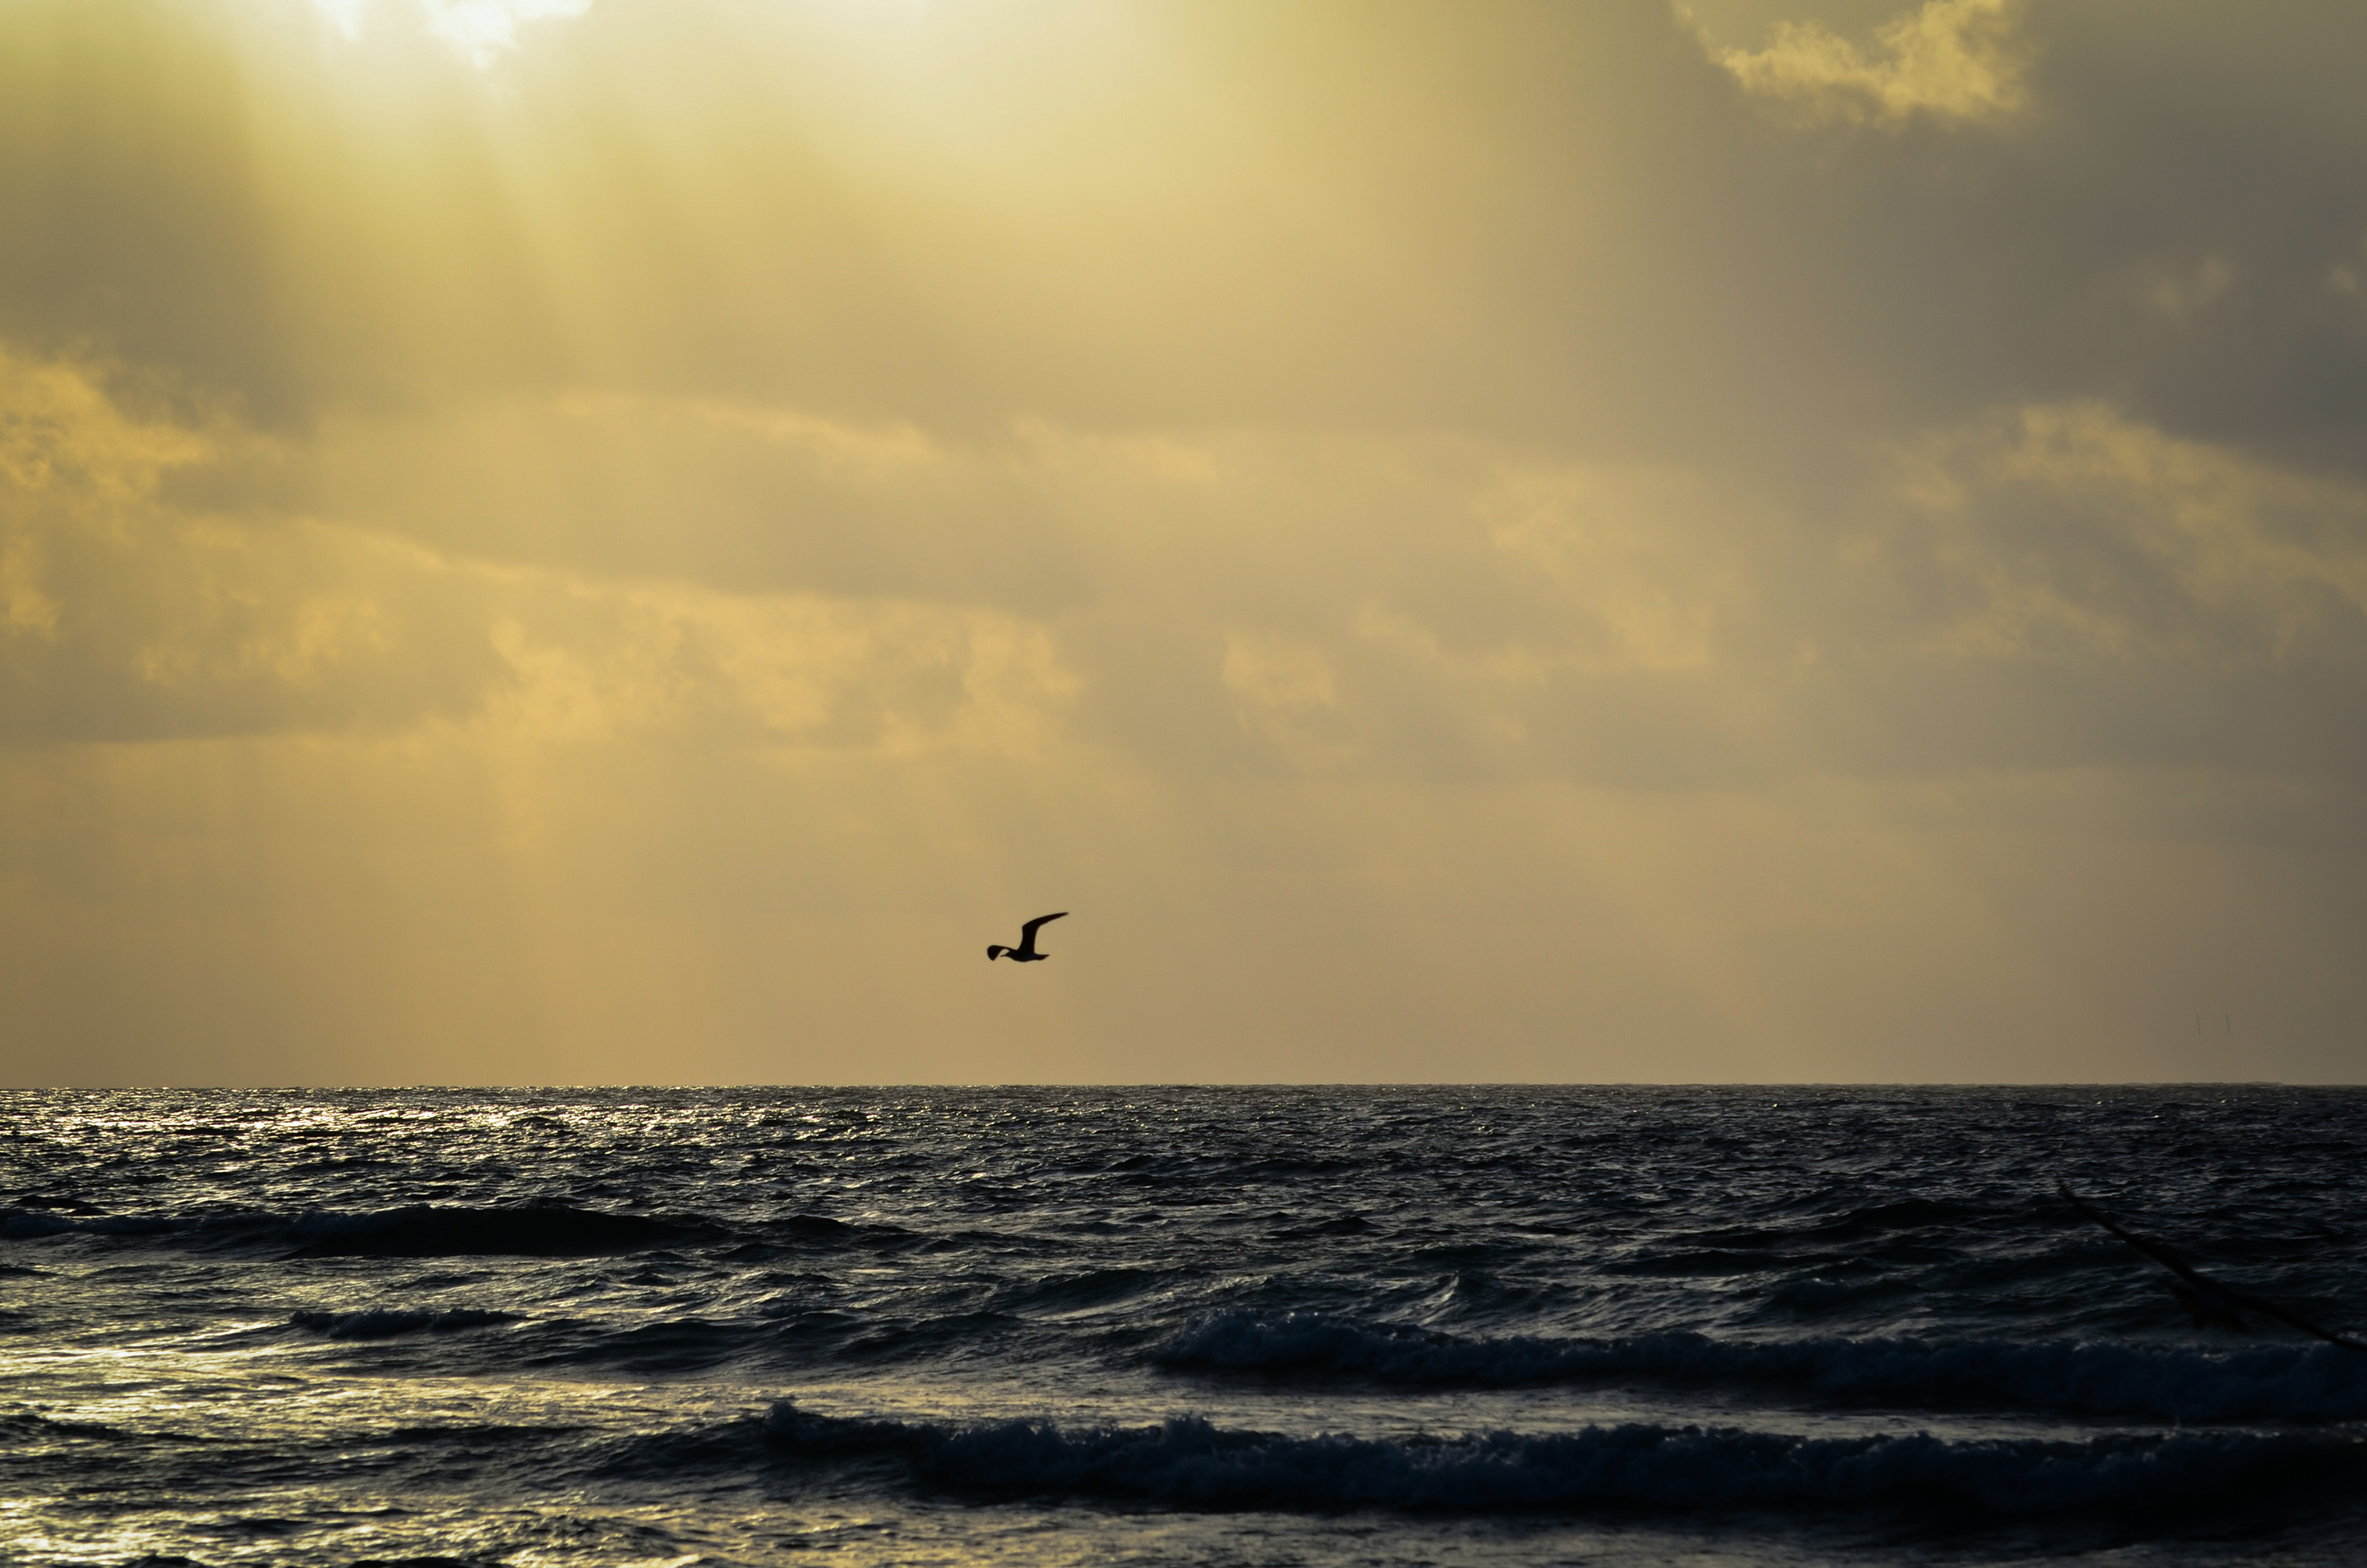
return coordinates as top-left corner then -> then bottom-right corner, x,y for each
2058,1182 -> 2365,1350
988,911 -> 1067,963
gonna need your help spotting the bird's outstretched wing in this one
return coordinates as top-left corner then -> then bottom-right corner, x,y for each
2058,1182 -> 2367,1351
1011,911 -> 1068,959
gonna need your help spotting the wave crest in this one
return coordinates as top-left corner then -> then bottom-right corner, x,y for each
287,1307 -> 521,1340
759,1401 -> 2357,1514
1151,1311 -> 2367,1420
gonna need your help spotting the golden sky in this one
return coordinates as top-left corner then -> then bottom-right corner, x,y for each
5,0 -> 2365,1085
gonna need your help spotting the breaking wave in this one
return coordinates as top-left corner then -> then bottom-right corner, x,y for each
1151,1311 -> 2367,1421
759,1401 -> 2362,1514
287,1307 -> 522,1340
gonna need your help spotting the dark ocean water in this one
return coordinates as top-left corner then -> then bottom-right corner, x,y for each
3,1085 -> 2365,1567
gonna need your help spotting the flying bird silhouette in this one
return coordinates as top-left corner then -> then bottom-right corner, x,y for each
2058,1182 -> 2365,1349
988,911 -> 1067,963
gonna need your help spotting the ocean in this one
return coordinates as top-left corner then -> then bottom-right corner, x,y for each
3,1085 -> 2364,1567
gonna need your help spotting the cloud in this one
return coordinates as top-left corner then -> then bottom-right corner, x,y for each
1709,0 -> 2032,128
7,0 -> 2360,477
13,325 -> 2367,793
480,579 -> 1078,758
0,353 -> 1079,759
0,348 -> 509,744
1880,402 -> 2367,671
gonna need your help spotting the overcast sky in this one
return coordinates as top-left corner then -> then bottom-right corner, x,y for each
5,0 -> 2365,1086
